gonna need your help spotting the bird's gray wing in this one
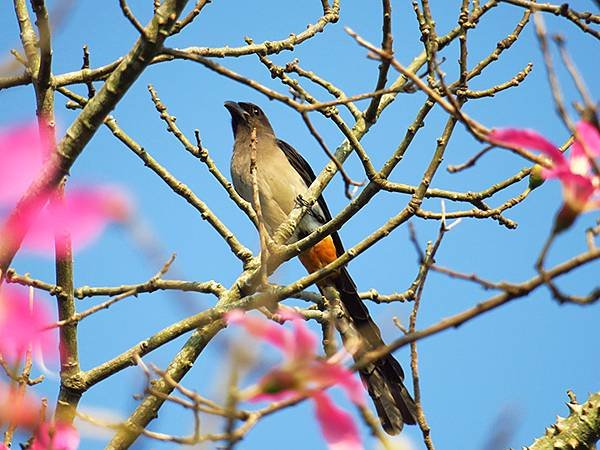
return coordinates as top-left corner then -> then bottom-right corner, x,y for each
276,139 -> 346,254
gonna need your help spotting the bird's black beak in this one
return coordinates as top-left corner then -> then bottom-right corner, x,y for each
224,101 -> 249,135
224,101 -> 248,121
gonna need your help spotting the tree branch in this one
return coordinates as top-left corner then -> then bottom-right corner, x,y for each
0,0 -> 192,277
527,391 -> 600,449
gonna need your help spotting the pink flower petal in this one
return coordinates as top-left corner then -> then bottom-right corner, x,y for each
290,315 -> 317,361
226,310 -> 294,354
489,128 -> 567,168
540,165 -> 569,180
560,172 -> 596,212
268,308 -> 317,361
31,422 -> 80,450
570,138 -> 587,162
275,308 -> 304,322
308,362 -> 365,406
0,122 -> 52,204
11,186 -> 131,256
312,391 -> 363,450
576,120 -> 600,157
571,120 -> 600,167
0,286 -> 56,361
492,123 -> 599,215
0,121 -> 133,258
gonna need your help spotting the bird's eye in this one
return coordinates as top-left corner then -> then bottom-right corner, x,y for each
252,107 -> 260,115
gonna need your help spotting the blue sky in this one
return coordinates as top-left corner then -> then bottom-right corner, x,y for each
1,1 -> 598,449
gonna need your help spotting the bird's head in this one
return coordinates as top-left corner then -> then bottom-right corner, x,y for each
224,101 -> 275,138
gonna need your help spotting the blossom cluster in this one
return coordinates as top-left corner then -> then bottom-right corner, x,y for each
0,121 -> 131,449
490,119 -> 600,231
227,309 -> 366,450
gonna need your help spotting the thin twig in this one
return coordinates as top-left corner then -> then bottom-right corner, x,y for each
533,13 -> 575,131
118,0 -> 146,36
553,34 -> 595,110
345,27 -> 489,138
500,0 -> 600,39
447,145 -> 493,173
53,254 -> 177,328
147,84 -> 258,226
358,247 -> 600,369
171,0 -> 211,34
56,85 -> 254,264
249,127 -> 270,287
300,112 -> 364,199
364,0 -> 393,124
80,45 -> 95,98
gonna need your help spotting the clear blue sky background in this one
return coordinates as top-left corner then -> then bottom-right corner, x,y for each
1,1 -> 598,449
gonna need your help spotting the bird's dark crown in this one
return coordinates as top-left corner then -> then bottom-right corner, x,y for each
224,101 -> 273,136
238,102 -> 265,117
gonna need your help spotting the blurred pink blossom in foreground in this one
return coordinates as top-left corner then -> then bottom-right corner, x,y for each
0,122 -> 51,204
490,120 -> 600,231
0,121 -> 126,449
0,381 -> 40,428
227,309 -> 365,450
0,121 -> 131,256
0,382 -> 80,449
31,421 -> 80,450
0,382 -> 79,449
0,286 -> 56,363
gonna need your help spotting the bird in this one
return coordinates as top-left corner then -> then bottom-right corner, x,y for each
224,101 -> 418,434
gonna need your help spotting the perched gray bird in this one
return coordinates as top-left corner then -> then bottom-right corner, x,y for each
225,101 -> 417,434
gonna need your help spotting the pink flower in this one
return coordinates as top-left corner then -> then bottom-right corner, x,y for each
0,286 -> 56,362
490,120 -> 600,230
31,422 -> 79,450
0,385 -> 79,449
14,186 -> 132,256
226,309 -> 364,450
0,121 -> 131,256
0,381 -> 40,428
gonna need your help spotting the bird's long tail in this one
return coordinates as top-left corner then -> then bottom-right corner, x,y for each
298,236 -> 417,433
329,267 -> 418,435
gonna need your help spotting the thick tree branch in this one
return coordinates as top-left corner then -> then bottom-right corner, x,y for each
527,392 -> 600,450
53,184 -> 81,424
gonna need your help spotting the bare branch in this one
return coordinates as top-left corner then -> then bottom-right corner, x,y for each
300,112 -> 364,199
501,0 -> 600,39
118,0 -> 146,36
170,0 -> 211,34
57,86 -> 254,264
533,13 -> 575,130
359,247 -> 600,369
0,0 -> 193,277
